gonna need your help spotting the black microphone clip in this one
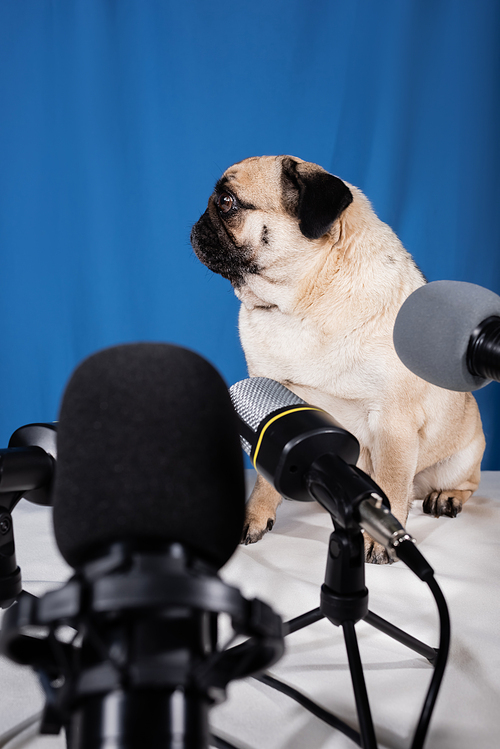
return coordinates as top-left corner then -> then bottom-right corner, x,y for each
245,404 -> 359,503
0,423 -> 57,608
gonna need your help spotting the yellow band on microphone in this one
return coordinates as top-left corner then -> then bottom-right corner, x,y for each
252,406 -> 325,469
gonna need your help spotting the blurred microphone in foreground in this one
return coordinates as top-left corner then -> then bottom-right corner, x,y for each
0,344 -> 283,749
393,280 -> 500,391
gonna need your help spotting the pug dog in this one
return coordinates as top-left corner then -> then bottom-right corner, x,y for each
190,155 -> 485,563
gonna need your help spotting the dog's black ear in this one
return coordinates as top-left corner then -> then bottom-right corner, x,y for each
281,157 -> 353,240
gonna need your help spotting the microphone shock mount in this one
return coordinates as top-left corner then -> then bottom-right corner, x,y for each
0,542 -> 284,749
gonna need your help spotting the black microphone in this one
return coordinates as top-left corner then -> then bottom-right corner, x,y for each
393,280 -> 500,391
0,423 -> 56,607
52,343 -> 245,570
0,343 -> 283,749
229,378 -> 430,575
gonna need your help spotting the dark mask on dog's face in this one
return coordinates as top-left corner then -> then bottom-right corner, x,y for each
190,155 -> 353,288
190,184 -> 261,287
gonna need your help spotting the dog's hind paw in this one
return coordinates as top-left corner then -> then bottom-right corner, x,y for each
364,535 -> 392,565
423,491 -> 463,518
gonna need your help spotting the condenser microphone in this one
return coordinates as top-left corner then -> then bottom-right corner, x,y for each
0,344 -> 283,749
229,377 -> 359,501
393,280 -> 500,391
229,378 -> 430,576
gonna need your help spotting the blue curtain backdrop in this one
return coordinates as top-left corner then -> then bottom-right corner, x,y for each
1,0 -> 499,466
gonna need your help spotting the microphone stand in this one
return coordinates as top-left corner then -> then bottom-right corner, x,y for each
0,491 -> 22,608
255,453 -> 447,749
0,542 -> 284,749
282,526 -> 437,749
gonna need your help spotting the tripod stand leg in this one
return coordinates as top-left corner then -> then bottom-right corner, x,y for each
342,620 -> 377,749
284,607 -> 324,635
365,611 -> 437,665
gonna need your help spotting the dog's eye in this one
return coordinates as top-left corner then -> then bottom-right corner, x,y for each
217,192 -> 235,214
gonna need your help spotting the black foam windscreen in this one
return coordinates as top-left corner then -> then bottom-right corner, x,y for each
52,343 -> 245,570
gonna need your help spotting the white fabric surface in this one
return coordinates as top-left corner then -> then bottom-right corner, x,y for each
1,471 -> 500,748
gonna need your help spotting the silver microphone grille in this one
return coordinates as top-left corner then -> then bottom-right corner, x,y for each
229,377 -> 306,455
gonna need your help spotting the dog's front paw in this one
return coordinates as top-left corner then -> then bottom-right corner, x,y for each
423,491 -> 463,518
241,511 -> 275,545
364,535 -> 392,565
242,474 -> 282,545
